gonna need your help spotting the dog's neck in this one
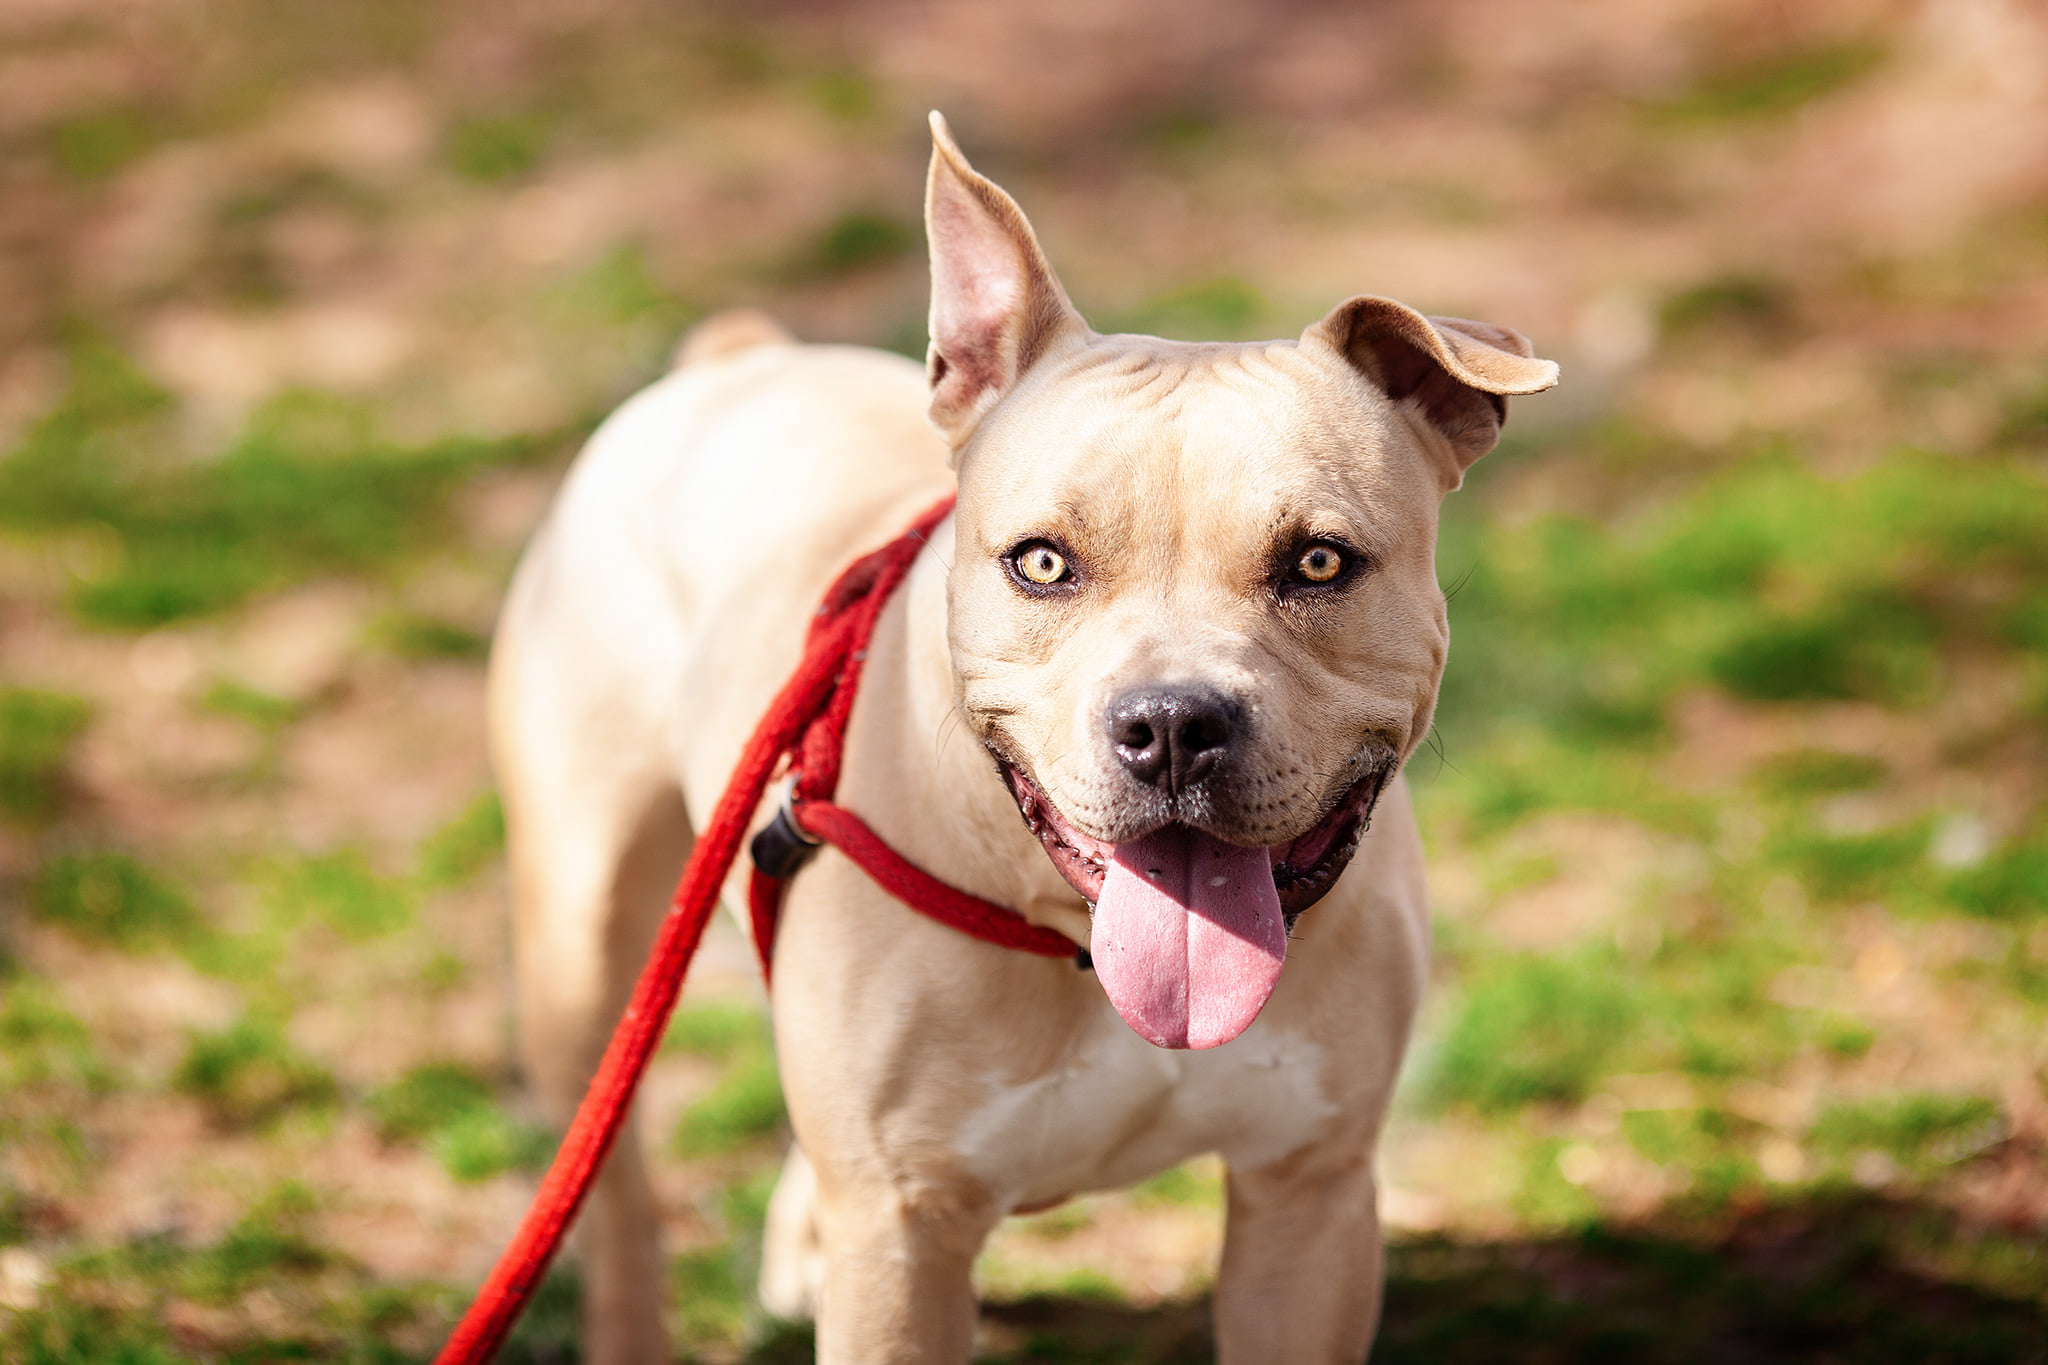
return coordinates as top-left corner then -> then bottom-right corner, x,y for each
835,511 -> 1095,948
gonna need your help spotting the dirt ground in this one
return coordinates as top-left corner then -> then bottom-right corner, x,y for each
2,1 -> 2047,1360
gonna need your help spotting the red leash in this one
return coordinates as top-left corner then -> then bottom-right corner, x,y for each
435,494 -> 1073,1364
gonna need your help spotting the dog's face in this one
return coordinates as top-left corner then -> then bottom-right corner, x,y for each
920,115 -> 1556,1049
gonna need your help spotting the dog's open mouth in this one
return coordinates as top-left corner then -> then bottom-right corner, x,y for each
999,762 -> 1388,1051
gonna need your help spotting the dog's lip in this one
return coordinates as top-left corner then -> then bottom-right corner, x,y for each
997,762 -> 1386,920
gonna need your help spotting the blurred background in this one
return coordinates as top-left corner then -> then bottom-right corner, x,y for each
3,0 -> 2047,1360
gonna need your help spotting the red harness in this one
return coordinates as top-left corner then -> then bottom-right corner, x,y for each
435,494 -> 1074,1363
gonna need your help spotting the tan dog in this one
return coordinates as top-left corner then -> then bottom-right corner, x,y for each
488,113 -> 1556,1363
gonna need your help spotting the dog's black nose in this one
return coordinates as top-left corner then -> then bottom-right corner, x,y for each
1106,687 -> 1239,794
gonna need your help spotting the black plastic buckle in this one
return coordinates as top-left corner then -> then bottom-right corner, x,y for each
750,801 -> 821,880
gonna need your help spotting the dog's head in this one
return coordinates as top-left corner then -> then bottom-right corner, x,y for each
922,114 -> 1557,1049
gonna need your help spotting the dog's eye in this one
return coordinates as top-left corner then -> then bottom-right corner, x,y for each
1012,542 -> 1070,586
1293,543 -> 1345,584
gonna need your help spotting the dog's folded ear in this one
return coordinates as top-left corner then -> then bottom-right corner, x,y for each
1309,296 -> 1559,487
924,112 -> 1085,451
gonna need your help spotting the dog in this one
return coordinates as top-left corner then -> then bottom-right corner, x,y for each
487,112 -> 1557,1363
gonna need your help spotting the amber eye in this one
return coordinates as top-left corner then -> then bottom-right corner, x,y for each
1014,542 -> 1069,585
1294,543 -> 1345,584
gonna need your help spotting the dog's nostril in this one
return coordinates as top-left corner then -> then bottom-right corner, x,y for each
1179,714 -> 1230,754
1115,720 -> 1156,751
1105,687 -> 1240,794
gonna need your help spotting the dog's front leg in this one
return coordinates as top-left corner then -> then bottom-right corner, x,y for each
810,1173 -> 996,1364
1215,1140 -> 1386,1364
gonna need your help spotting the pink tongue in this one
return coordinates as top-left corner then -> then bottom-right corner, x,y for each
1090,827 -> 1287,1049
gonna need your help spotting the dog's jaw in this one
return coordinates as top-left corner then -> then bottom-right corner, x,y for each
996,756 -> 1392,926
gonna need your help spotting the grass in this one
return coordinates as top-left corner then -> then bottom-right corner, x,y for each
1647,39 -> 1889,124
1,1182 -> 448,1364
1430,446 -> 2048,815
1102,279 -> 1265,341
200,677 -> 304,732
48,107 -> 163,181
1809,1094 -> 2004,1173
1428,949 -> 1641,1113
670,1003 -> 787,1158
29,852 -> 202,952
0,978 -> 109,1094
786,210 -> 918,280
368,1061 -> 551,1182
664,999 -> 770,1060
447,112 -> 554,183
674,1048 -> 787,1159
0,341 -> 549,630
416,792 -> 506,889
370,610 -> 491,661
1659,273 -> 1795,337
0,689 -> 92,824
173,1014 -> 339,1128
267,849 -> 415,941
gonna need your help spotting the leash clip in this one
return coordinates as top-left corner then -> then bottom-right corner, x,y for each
750,777 -> 823,880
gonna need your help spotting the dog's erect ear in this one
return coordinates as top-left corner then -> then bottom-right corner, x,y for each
1309,296 -> 1559,487
925,111 -> 1084,448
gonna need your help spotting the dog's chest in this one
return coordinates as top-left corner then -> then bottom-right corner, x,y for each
951,1010 -> 1339,1207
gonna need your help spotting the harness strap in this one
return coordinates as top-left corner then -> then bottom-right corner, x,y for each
772,800 -> 1076,961
435,492 -> 1074,1363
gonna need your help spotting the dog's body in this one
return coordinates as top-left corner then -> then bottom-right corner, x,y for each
489,117 -> 1555,1363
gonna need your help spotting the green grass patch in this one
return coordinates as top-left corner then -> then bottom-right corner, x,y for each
368,1061 -> 550,1183
366,1061 -> 494,1143
417,792 -> 505,889
369,610 -> 490,661
1130,1160 -> 1222,1209
2,1299 -> 185,1365
0,978 -> 109,1093
673,1046 -> 786,1159
663,999 -> 769,1061
182,1181 -> 328,1304
48,107 -> 162,180
432,1105 -> 555,1183
1660,274 -> 1793,338
1751,749 -> 1889,798
1810,1093 -> 2003,1171
173,1014 -> 338,1128
0,688 -> 91,823
1619,1107 -> 1763,1204
1768,821 -> 1929,905
1429,920 -> 1815,1115
6,1182 -> 445,1363
29,851 -> 202,953
667,1000 -> 784,1157
1432,448 -> 2048,837
672,1242 -> 750,1344
1104,279 -> 1265,341
0,342 -> 548,628
552,240 -> 692,329
1648,40 -> 1888,123
807,70 -> 876,122
790,211 -> 917,279
1423,730 -> 1705,840
1428,950 -> 1641,1113
201,677 -> 303,732
1706,590 -> 1939,703
447,112 -> 552,183
1944,839 -> 2048,921
268,849 -> 414,940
